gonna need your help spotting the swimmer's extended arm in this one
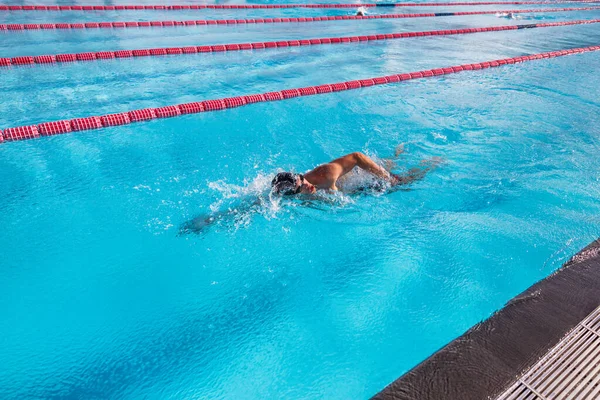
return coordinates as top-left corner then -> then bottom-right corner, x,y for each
178,198 -> 262,235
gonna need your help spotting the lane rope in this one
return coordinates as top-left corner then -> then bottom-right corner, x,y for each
2,19 -> 598,68
2,1 -> 600,11
1,44 -> 598,144
2,6 -> 600,31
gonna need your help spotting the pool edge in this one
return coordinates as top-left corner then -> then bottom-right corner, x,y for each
371,238 -> 600,400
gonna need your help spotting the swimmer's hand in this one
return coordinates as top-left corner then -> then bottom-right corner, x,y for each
178,214 -> 216,235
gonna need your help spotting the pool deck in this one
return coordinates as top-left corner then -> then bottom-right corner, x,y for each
372,239 -> 600,400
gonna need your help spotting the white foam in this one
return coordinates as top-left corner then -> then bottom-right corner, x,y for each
356,6 -> 368,16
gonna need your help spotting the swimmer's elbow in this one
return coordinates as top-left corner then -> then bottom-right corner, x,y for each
351,152 -> 365,161
353,152 -> 374,166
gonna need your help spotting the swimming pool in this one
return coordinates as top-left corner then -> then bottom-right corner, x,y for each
1,1 -> 600,398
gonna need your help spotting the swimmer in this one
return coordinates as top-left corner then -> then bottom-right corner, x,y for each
356,6 -> 368,16
496,11 -> 520,19
180,148 -> 440,235
271,151 -> 439,195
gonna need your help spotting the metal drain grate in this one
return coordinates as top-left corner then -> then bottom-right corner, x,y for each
496,305 -> 600,400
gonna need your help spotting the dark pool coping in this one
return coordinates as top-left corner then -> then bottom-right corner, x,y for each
372,238 -> 600,400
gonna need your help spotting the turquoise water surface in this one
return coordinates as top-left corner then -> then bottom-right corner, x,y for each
1,1 -> 600,399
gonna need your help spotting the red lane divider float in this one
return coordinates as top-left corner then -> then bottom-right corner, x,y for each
2,1 -> 600,11
1,6 -> 600,31
2,19 -> 598,68
1,44 -> 599,143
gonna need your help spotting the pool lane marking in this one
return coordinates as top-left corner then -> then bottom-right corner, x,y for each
2,6 -> 600,31
2,1 -> 600,11
1,44 -> 599,143
2,19 -> 599,68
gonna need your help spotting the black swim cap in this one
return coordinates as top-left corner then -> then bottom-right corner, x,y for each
271,172 -> 300,195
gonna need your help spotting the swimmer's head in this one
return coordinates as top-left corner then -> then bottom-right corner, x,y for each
271,172 -> 316,195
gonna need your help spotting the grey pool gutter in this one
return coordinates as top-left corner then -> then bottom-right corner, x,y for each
372,239 -> 600,400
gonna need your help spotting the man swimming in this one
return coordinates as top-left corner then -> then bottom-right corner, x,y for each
180,149 -> 439,234
271,151 -> 435,195
496,11 -> 520,19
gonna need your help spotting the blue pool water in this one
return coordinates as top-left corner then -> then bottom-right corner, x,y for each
1,1 -> 600,399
